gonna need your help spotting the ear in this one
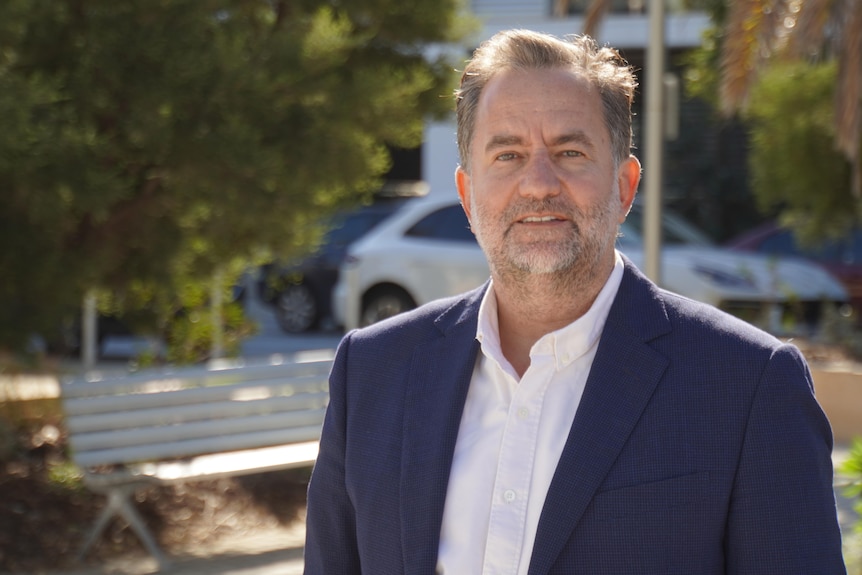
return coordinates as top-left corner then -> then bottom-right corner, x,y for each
617,155 -> 641,222
455,166 -> 473,223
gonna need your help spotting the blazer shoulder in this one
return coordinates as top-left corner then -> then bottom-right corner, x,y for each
662,289 -> 786,355
616,257 -> 790,359
343,282 -> 486,353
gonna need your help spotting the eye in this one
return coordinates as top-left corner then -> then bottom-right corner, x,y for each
495,152 -> 518,161
561,150 -> 585,158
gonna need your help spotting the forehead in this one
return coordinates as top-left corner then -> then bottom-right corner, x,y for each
473,67 -> 607,140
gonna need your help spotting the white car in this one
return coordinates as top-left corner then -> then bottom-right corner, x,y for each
333,196 -> 849,333
333,195 -> 490,330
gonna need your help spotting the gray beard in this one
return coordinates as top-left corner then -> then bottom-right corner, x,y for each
472,196 -> 618,299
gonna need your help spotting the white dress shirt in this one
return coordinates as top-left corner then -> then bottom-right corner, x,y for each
436,253 -> 624,575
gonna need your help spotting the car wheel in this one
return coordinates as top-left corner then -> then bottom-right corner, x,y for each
360,287 -> 415,327
275,283 -> 318,333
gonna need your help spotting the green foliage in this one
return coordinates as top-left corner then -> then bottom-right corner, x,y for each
47,460 -> 85,492
844,438 -> 862,498
677,0 -> 728,106
680,25 -> 722,107
0,0 -> 471,356
681,4 -> 862,247
745,61 -> 859,242
843,437 -> 862,561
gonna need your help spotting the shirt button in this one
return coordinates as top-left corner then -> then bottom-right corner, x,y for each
517,407 -> 529,419
503,489 -> 516,503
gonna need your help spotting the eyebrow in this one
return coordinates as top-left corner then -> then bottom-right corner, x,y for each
483,130 -> 596,153
484,134 -> 523,153
553,131 -> 596,151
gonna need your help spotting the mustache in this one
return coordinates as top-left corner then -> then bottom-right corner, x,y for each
502,197 -> 583,223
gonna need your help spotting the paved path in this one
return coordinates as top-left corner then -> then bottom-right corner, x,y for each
44,516 -> 307,575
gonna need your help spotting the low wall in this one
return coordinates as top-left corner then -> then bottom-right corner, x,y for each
811,363 -> 862,444
2,362 -> 860,441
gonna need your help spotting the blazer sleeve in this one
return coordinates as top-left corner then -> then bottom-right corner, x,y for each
304,333 -> 362,574
725,343 -> 846,574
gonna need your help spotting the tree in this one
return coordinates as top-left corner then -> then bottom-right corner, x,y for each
686,0 -> 861,202
0,0 -> 472,356
747,61 -> 856,241
719,0 -> 860,195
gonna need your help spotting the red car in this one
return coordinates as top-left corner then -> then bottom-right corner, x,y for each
726,222 -> 862,315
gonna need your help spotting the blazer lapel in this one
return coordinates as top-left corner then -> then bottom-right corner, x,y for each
400,288 -> 484,574
528,262 -> 672,575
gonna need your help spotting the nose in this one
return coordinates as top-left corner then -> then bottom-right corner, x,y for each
518,151 -> 561,200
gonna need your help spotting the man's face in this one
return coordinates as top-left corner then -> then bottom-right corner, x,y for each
456,67 -> 640,281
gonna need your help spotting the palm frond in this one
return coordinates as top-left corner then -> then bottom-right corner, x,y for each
720,0 -> 765,114
553,0 -> 570,18
787,0 -> 832,58
834,1 -> 861,196
720,0 -> 801,115
583,0 -> 612,38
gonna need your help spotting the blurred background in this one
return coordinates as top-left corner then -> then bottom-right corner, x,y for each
1,0 -> 861,572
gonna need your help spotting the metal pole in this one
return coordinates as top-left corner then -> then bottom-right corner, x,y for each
82,290 -> 98,371
211,268 -> 224,360
643,0 -> 665,284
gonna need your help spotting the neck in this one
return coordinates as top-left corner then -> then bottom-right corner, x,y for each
492,256 -> 614,377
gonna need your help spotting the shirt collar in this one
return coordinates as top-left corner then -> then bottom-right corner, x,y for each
476,251 -> 625,375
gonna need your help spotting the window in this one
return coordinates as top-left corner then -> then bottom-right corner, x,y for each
325,199 -> 412,247
555,0 -> 705,17
405,205 -> 476,243
623,204 -> 713,246
760,231 -> 847,264
556,0 -> 645,16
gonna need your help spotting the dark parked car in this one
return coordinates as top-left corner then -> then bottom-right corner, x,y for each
257,193 -> 419,333
727,222 -> 862,315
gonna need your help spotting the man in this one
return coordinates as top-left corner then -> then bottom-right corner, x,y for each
304,29 -> 845,574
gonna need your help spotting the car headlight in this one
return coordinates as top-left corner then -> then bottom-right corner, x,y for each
693,265 -> 756,289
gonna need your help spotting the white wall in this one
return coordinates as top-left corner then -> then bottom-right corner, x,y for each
422,119 -> 461,198
471,0 -> 545,20
476,12 -> 709,49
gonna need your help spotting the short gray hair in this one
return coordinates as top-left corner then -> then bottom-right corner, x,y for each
455,29 -> 637,172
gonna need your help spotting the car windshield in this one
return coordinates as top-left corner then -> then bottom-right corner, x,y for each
323,198 -> 413,248
326,212 -> 392,246
618,204 -> 714,248
758,229 -> 862,265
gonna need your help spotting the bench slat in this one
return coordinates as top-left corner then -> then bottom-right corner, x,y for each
63,376 -> 327,416
65,392 -> 328,434
74,424 -> 324,468
71,408 -> 326,454
83,441 -> 321,488
61,359 -> 333,399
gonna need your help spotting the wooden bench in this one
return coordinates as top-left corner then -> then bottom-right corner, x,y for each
61,353 -> 333,569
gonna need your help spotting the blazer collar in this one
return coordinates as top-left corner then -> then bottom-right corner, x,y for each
528,257 -> 672,574
400,283 -> 486,573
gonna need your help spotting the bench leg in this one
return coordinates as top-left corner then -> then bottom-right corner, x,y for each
77,498 -> 116,561
78,486 -> 172,570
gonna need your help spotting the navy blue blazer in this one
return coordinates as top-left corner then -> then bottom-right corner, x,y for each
304,258 -> 845,574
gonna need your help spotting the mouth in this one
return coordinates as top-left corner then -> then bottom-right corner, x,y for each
517,215 -> 567,224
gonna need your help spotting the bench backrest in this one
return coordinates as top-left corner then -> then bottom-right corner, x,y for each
62,357 -> 332,470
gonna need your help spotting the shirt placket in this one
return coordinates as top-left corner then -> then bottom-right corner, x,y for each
482,352 -> 554,575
